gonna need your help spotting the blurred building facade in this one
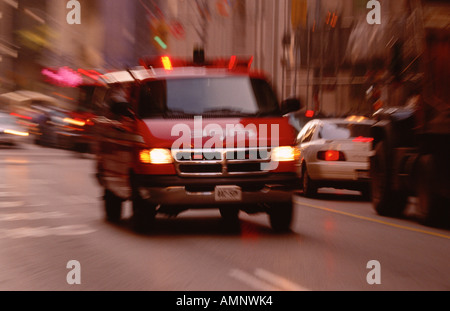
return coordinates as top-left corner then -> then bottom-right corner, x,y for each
280,0 -> 448,119
0,0 -> 156,107
1,0 -> 448,117
161,0 -> 448,120
0,0 -> 19,94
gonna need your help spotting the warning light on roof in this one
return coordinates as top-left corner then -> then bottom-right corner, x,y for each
228,55 -> 237,70
161,56 -> 173,71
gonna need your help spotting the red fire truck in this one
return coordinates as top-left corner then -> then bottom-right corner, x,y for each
93,54 -> 302,233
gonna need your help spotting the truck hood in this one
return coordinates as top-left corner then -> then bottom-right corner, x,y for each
138,117 -> 296,149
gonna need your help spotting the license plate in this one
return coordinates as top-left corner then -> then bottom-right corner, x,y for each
215,186 -> 242,202
357,170 -> 370,179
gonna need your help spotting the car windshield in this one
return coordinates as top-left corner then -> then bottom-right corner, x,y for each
138,76 -> 281,118
319,122 -> 372,140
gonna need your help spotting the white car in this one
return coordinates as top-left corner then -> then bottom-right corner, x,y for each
0,112 -> 30,146
295,117 -> 375,199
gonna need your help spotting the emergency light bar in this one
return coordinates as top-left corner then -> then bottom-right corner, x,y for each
139,55 -> 254,72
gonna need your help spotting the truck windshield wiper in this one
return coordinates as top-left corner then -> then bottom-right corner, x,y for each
201,108 -> 255,116
255,110 -> 282,117
163,109 -> 198,118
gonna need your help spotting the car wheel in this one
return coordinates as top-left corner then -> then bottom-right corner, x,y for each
104,189 -> 122,223
370,141 -> 407,217
302,164 -> 317,197
268,202 -> 293,233
416,154 -> 445,227
132,194 -> 157,233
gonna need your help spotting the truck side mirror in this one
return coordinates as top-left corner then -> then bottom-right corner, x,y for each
281,98 -> 302,115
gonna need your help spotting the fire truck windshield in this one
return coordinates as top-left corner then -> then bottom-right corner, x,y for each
138,76 -> 281,118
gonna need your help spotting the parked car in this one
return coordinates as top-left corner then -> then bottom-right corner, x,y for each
33,106 -> 83,150
0,111 -> 29,147
0,90 -> 69,144
295,117 -> 375,199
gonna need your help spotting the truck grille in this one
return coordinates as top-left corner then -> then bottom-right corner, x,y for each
173,148 -> 271,177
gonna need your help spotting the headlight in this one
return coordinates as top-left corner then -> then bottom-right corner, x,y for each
271,146 -> 299,162
139,149 -> 173,164
4,129 -> 29,137
63,118 -> 86,127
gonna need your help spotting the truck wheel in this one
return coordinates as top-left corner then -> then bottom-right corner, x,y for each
371,142 -> 407,217
268,202 -> 293,233
219,205 -> 240,223
132,195 -> 157,233
361,184 -> 372,201
302,164 -> 317,198
416,154 -> 444,227
104,189 -> 122,223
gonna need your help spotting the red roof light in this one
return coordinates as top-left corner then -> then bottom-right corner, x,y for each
140,55 -> 253,72
228,55 -> 237,70
161,56 -> 173,71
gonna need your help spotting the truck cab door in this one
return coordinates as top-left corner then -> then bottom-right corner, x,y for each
97,86 -> 137,199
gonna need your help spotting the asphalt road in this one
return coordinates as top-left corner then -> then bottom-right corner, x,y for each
0,143 -> 449,291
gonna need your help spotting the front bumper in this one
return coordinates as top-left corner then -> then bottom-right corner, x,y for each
308,161 -> 370,181
134,173 -> 300,206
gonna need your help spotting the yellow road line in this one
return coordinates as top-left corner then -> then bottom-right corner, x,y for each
294,198 -> 450,240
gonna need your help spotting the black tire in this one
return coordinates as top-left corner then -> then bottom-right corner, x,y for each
132,194 -> 157,233
268,202 -> 293,233
416,154 -> 445,227
34,134 -> 41,146
104,189 -> 122,223
361,184 -> 372,201
219,205 -> 240,223
302,164 -> 317,198
370,141 -> 407,217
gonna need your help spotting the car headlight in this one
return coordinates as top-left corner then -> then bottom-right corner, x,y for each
63,118 -> 86,127
139,149 -> 173,164
271,146 -> 299,162
4,129 -> 29,137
